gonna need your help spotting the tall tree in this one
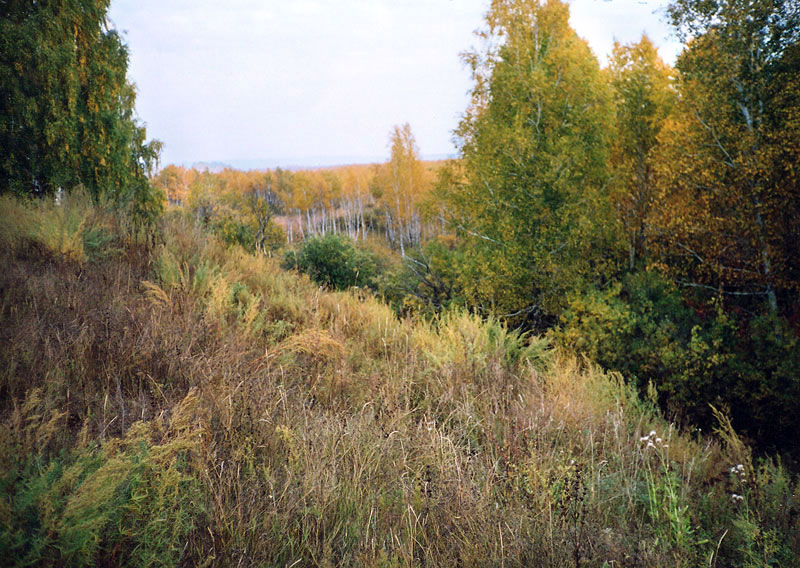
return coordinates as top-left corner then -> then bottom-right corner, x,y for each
373,123 -> 427,256
0,0 -> 161,208
152,165 -> 195,206
607,36 -> 676,271
653,0 -> 800,313
245,172 -> 285,253
441,0 -> 618,325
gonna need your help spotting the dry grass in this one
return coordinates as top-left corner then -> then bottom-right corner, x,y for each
1,197 -> 797,567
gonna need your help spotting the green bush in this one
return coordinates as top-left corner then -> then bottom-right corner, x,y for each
0,421 -> 206,567
282,234 -> 381,291
553,271 -> 694,391
212,215 -> 256,251
725,314 -> 800,452
554,270 -> 800,456
379,236 -> 465,317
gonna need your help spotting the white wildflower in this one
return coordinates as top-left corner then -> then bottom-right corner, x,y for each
729,464 -> 747,479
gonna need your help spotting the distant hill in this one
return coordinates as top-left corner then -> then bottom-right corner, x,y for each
191,161 -> 233,173
183,153 -> 456,173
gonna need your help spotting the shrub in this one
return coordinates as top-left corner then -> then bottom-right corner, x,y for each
282,234 -> 381,290
212,214 -> 256,251
553,270 -> 800,456
379,236 -> 465,317
257,219 -> 287,253
0,394 -> 207,567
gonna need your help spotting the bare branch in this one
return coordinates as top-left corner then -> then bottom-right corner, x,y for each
501,304 -> 540,319
457,224 -> 502,245
676,280 -> 769,296
693,109 -> 737,168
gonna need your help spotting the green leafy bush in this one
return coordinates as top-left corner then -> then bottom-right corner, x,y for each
210,214 -> 286,254
212,214 -> 256,251
554,270 -> 800,455
282,234 -> 381,291
379,236 -> 465,317
0,415 -> 206,567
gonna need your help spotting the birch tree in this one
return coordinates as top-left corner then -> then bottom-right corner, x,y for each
440,0 -> 619,325
608,36 -> 676,271
653,0 -> 800,312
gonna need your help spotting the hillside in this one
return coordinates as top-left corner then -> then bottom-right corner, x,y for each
1,194 -> 797,566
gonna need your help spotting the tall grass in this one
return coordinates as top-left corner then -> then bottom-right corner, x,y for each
1,197 -> 797,566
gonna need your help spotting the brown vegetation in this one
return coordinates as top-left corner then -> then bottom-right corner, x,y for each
1,194 -> 797,566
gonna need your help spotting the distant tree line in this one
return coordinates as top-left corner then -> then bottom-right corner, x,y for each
151,127 -> 444,255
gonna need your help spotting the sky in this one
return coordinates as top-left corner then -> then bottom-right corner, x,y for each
107,0 -> 682,169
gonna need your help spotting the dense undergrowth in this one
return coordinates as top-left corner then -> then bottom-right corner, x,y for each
1,194 -> 798,566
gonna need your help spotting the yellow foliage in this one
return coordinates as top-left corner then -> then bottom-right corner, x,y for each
141,279 -> 171,309
280,328 -> 345,363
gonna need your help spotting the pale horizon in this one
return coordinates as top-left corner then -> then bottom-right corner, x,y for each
108,0 -> 682,169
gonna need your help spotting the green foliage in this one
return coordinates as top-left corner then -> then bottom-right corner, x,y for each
554,271 -> 800,454
283,234 -> 382,291
379,236 -> 465,316
0,0 -> 161,211
607,35 -> 675,270
699,411 -> 800,566
34,191 -> 95,263
724,314 -> 800,452
723,459 -> 800,567
0,414 -> 206,567
2,198 -> 799,566
1,0 -> 799,557
179,170 -> 287,254
212,214 -> 256,251
0,189 -> 124,263
81,223 -> 121,261
554,271 -> 692,390
440,0 -> 621,325
639,431 -> 703,559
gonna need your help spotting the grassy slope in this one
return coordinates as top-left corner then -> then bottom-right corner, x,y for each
0,195 -> 797,567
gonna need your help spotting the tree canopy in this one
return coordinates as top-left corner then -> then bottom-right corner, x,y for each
441,0 -> 619,325
653,0 -> 800,313
0,0 -> 161,210
607,35 -> 676,271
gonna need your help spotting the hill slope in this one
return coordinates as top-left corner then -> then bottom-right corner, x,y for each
1,194 -> 797,566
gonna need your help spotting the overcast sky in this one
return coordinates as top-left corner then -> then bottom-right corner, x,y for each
107,0 -> 682,169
